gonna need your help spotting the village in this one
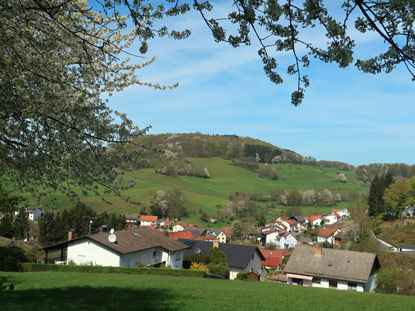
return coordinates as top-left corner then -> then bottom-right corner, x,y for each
7,206 -> 380,293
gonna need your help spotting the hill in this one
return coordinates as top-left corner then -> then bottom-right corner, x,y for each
1,272 -> 413,311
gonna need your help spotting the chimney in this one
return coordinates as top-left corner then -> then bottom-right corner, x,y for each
68,229 -> 74,241
213,241 -> 219,249
314,246 -> 322,256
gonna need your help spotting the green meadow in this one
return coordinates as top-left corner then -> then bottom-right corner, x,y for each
0,271 -> 412,311
18,158 -> 369,225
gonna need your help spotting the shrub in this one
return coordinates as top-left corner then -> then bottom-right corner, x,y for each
376,268 -> 400,294
23,263 -> 206,278
0,246 -> 31,272
236,272 -> 248,280
183,254 -> 209,269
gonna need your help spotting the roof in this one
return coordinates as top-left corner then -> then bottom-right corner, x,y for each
262,228 -> 278,235
308,215 -> 322,222
124,214 -> 139,220
221,227 -> 232,238
284,245 -> 379,283
260,249 -> 291,267
206,229 -> 222,237
42,228 -> 187,254
317,227 -> 341,238
140,215 -> 158,222
168,231 -> 195,240
195,236 -> 218,241
179,239 -> 265,269
290,215 -> 306,223
286,219 -> 296,226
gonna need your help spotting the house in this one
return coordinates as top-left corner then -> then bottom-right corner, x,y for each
332,208 -> 350,219
221,227 -> 232,240
140,215 -> 158,227
180,240 -> 265,280
206,229 -> 228,243
317,227 -> 342,245
276,232 -> 297,249
323,214 -> 339,225
276,217 -> 297,232
402,205 -> 415,218
284,245 -> 380,292
306,215 -> 323,228
41,228 -> 187,268
172,223 -> 187,232
168,231 -> 195,241
184,226 -> 205,236
261,227 -> 280,246
14,207 -> 42,221
124,214 -> 139,226
260,249 -> 291,270
159,218 -> 172,229
399,245 -> 415,253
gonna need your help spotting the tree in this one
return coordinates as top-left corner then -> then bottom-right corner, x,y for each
0,213 -> 14,238
1,0 -> 179,202
207,247 -> 230,279
368,173 -> 393,216
287,190 -> 302,206
3,1 -> 415,202
383,178 -> 411,216
13,207 -> 29,240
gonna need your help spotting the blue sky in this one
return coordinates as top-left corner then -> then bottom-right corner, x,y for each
107,2 -> 415,166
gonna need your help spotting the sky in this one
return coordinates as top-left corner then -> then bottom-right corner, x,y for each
107,2 -> 415,166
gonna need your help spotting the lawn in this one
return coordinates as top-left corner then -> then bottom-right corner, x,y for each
0,272 -> 413,311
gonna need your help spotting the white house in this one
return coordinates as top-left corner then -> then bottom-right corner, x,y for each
42,228 -> 187,268
140,215 -> 158,227
276,232 -> 297,249
262,228 -> 280,246
332,208 -> 350,219
317,227 -> 342,245
172,223 -> 187,232
14,207 -> 42,221
323,214 -> 339,225
284,246 -> 380,292
306,215 -> 323,228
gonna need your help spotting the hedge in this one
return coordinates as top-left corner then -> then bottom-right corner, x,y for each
23,263 -> 205,278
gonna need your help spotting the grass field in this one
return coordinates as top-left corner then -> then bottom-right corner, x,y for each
17,158 -> 369,226
0,271 -> 413,311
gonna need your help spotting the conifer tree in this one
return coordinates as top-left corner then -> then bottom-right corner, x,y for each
13,207 -> 29,240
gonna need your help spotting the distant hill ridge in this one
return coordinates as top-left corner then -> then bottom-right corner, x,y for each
128,132 -> 355,172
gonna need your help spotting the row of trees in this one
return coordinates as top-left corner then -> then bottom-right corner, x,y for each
38,203 -> 126,246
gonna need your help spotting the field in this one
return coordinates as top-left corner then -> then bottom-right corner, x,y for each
18,158 -> 369,226
0,271 -> 413,311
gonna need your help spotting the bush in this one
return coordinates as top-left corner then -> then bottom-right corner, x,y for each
376,268 -> 400,294
183,254 -> 209,269
236,272 -> 248,280
23,263 -> 205,278
0,246 -> 31,272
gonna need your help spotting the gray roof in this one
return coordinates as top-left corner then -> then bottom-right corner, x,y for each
180,239 -> 265,269
42,228 -> 187,254
284,245 -> 379,283
206,229 -> 222,237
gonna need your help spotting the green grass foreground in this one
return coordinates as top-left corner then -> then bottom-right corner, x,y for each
0,272 -> 413,311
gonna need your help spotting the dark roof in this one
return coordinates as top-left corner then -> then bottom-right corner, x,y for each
41,228 -> 187,254
400,245 -> 415,250
284,245 -> 380,283
179,239 -> 265,269
290,215 -> 305,223
206,229 -> 222,237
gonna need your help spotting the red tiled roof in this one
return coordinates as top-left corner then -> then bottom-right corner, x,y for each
260,249 -> 291,267
308,215 -> 322,222
317,226 -> 341,238
221,227 -> 232,238
263,228 -> 278,235
141,215 -> 158,222
168,231 -> 195,240
334,213 -> 341,218
286,219 -> 296,226
276,222 -> 287,229
278,216 -> 289,221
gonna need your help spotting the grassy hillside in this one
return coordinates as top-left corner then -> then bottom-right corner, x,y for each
20,157 -> 369,226
1,272 -> 413,311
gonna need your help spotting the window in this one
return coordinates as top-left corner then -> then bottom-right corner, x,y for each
348,283 -> 357,291
329,279 -> 338,288
152,251 -> 156,257
175,253 -> 180,261
313,278 -> 321,285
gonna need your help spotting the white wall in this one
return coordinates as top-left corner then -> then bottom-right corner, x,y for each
229,251 -> 262,280
67,239 -> 120,266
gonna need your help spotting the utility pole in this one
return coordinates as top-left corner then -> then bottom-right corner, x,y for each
82,216 -> 98,235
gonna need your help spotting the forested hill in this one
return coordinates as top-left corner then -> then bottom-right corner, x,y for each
125,133 -> 354,171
